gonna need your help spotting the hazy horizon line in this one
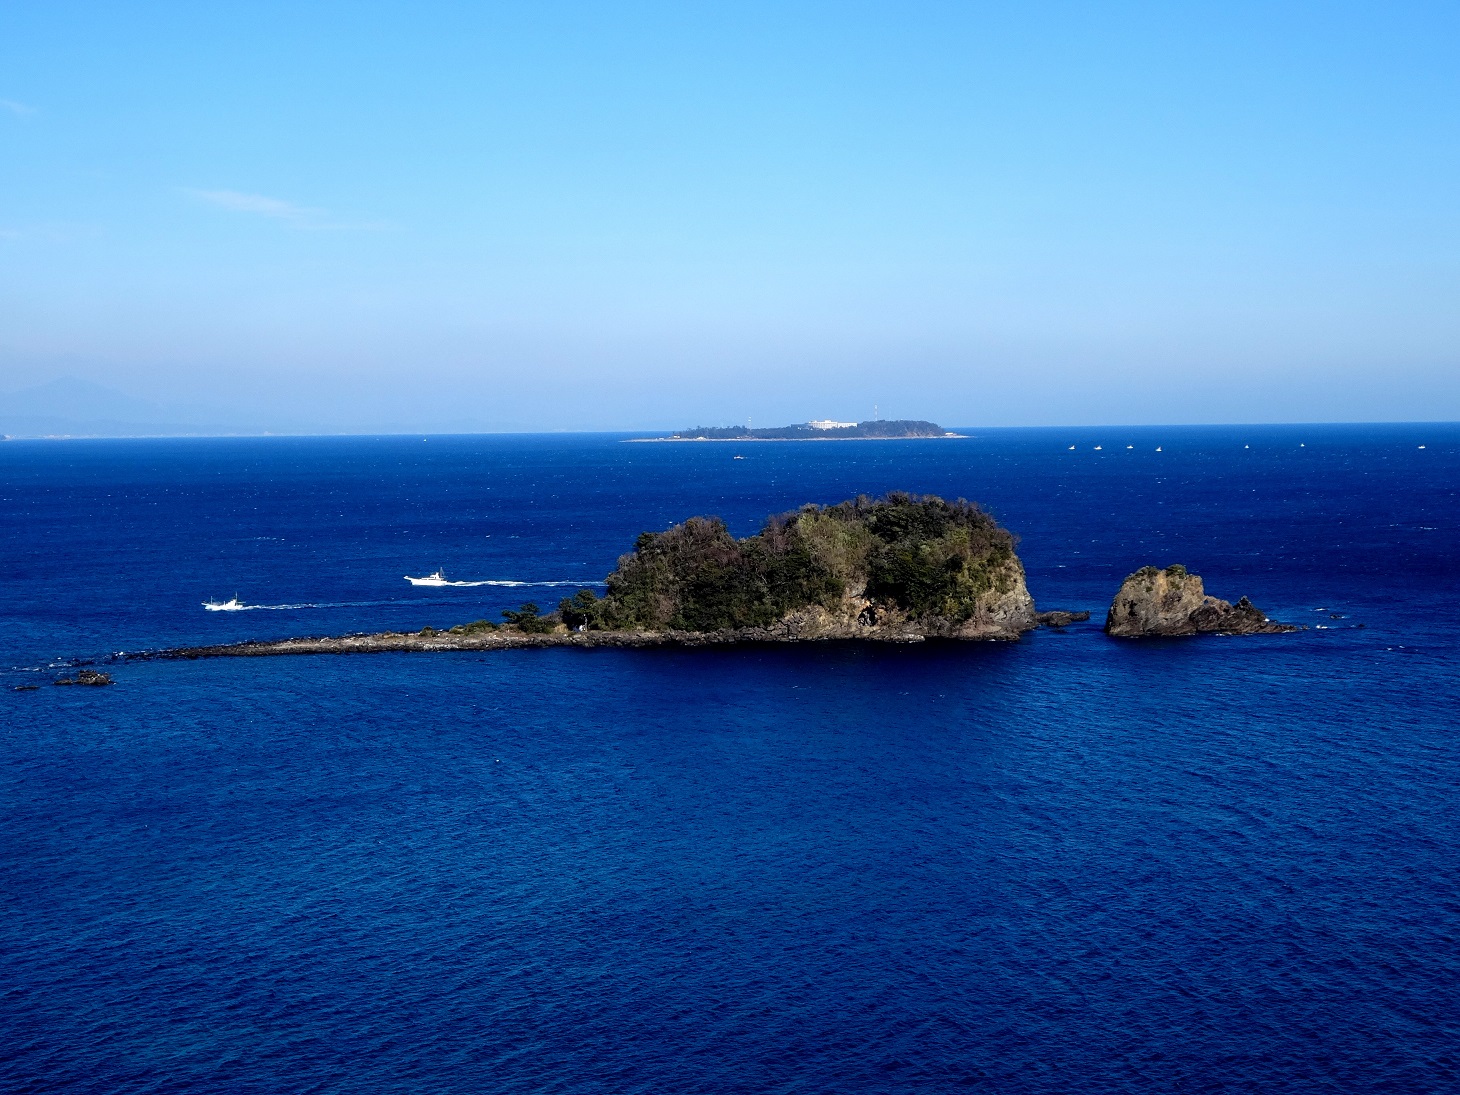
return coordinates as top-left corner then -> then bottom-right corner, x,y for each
3,420 -> 1455,442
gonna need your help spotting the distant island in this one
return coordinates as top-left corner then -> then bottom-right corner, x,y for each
633,419 -> 962,442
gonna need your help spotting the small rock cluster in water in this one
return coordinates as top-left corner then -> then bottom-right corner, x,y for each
53,669 -> 113,686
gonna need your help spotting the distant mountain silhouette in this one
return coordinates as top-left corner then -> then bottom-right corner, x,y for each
0,377 -> 227,437
0,378 -> 376,437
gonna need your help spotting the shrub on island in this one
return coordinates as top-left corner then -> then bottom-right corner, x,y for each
559,492 -> 1028,634
502,602 -> 556,634
448,619 -> 499,635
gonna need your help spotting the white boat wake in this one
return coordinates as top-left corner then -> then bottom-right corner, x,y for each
405,571 -> 603,588
205,598 -> 405,612
204,582 -> 606,612
205,599 -> 342,612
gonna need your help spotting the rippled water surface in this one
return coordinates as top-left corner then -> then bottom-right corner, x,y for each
2,426 -> 1457,1093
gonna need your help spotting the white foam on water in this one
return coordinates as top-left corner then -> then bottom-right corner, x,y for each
206,599 -> 395,613
203,584 -> 605,613
457,579 -> 603,588
206,601 -> 336,612
407,578 -> 606,588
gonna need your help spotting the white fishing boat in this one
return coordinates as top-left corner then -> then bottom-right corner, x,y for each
204,596 -> 246,611
405,570 -> 450,586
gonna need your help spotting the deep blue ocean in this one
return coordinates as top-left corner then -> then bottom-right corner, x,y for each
2,425 -> 1457,1093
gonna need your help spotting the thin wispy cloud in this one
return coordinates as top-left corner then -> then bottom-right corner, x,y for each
187,188 -> 320,222
183,188 -> 390,231
1,98 -> 36,117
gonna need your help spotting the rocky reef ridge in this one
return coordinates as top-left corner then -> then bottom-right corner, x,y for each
1105,565 -> 1296,637
1035,610 -> 1091,629
53,669 -> 113,686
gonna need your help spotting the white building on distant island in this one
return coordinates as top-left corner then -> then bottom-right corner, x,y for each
807,419 -> 858,430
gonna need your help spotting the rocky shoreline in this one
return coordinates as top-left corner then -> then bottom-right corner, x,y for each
134,562 -> 1301,664
154,618 -> 1057,661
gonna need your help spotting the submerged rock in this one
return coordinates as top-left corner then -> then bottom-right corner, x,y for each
1105,566 -> 1295,638
1036,610 -> 1091,629
54,669 -> 113,686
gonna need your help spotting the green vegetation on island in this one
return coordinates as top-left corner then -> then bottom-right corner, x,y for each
433,601 -> 554,637
662,419 -> 953,441
555,492 -> 1033,636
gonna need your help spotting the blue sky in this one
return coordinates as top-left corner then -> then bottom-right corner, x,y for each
2,1 -> 1458,432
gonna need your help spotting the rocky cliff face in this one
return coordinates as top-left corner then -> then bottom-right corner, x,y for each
776,569 -> 1037,641
1105,565 -> 1295,637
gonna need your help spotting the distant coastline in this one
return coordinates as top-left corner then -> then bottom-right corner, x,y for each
627,434 -> 967,443
629,419 -> 962,442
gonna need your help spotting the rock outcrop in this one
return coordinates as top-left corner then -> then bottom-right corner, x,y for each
159,625 -> 941,661
1036,610 -> 1091,629
1104,565 -> 1295,637
561,493 -> 1039,641
759,581 -> 1036,641
54,669 -> 113,686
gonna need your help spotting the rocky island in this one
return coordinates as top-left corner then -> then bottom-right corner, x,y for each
128,499 -> 1301,665
161,493 -> 1044,660
1105,565 -> 1296,637
639,420 -> 961,441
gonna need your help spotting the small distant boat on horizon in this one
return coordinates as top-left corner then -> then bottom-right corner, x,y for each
405,570 -> 450,586
204,595 -> 246,611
